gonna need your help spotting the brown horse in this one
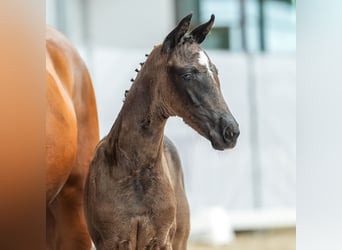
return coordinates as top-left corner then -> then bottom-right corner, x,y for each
84,14 -> 239,249
46,26 -> 99,249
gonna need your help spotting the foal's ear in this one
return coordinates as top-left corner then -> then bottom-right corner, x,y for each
190,14 -> 215,44
161,13 -> 192,53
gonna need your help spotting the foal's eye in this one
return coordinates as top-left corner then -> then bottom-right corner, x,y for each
182,73 -> 193,81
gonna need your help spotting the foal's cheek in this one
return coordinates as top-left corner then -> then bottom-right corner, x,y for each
170,76 -> 190,100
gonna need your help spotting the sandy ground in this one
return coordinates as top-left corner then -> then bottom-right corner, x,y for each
90,228 -> 295,250
188,228 -> 295,250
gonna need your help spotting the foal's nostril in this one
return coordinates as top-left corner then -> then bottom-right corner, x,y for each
223,126 -> 240,142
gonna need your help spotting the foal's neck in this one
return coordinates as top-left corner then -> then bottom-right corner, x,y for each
106,57 -> 169,170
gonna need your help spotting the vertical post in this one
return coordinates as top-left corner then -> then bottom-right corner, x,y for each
55,0 -> 66,34
240,0 -> 262,208
246,55 -> 262,209
175,0 -> 200,24
258,0 -> 266,51
81,0 -> 90,46
240,0 -> 248,52
80,0 -> 93,73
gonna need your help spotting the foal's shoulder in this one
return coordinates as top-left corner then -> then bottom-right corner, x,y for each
163,136 -> 186,188
163,136 -> 182,168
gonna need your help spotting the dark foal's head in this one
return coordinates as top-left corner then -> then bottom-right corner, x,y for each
149,14 -> 239,150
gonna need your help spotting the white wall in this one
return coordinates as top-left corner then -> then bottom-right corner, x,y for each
46,0 -> 175,49
89,0 -> 175,48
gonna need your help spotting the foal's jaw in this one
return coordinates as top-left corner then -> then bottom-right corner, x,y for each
182,110 -> 239,150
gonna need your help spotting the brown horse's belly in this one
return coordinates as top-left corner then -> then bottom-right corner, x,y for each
46,72 -> 77,204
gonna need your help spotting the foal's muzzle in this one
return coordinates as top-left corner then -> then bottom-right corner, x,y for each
209,114 -> 239,150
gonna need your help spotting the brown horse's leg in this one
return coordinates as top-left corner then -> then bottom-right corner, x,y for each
46,207 -> 57,250
53,178 -> 92,250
